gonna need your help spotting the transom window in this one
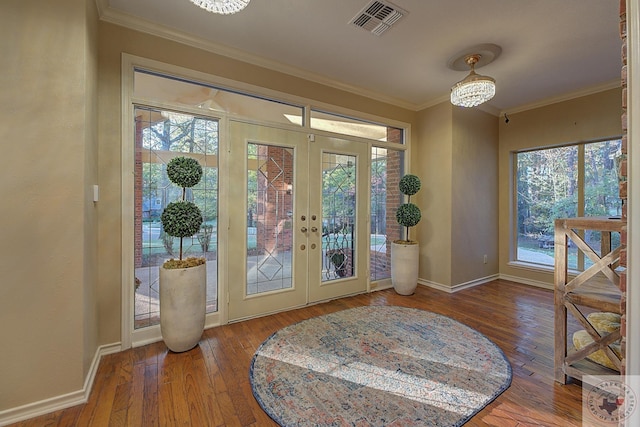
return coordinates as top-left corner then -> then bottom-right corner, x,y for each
310,109 -> 404,142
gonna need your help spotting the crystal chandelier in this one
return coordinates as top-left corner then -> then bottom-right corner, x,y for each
189,0 -> 250,15
450,54 -> 496,108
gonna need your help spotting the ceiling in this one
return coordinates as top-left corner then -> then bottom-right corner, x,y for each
99,0 -> 622,114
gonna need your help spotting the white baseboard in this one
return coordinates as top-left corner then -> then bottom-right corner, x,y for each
131,323 -> 163,348
370,278 -> 393,292
498,273 -> 554,290
0,342 -> 121,427
418,274 -> 499,293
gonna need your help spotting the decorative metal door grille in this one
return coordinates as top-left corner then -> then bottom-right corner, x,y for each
322,153 -> 357,281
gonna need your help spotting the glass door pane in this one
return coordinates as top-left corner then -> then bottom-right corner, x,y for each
227,123 -> 369,318
227,121 -> 308,321
321,153 -> 356,281
247,143 -> 294,294
308,136 -> 369,303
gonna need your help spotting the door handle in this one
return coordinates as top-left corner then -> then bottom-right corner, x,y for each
301,227 -> 308,232
311,227 -> 318,232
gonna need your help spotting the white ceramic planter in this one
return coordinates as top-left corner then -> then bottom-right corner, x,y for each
159,263 -> 206,352
391,242 -> 419,295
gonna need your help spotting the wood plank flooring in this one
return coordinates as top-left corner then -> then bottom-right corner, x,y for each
10,280 -> 589,426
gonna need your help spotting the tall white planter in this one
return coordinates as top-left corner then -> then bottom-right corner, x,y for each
160,263 -> 206,352
391,242 -> 419,295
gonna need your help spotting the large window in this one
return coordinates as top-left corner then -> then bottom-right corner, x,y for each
515,138 -> 622,269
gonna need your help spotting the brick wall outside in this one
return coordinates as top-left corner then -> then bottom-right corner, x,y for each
255,145 -> 294,253
385,167 -> 402,246
385,129 -> 403,255
618,0 -> 628,381
370,250 -> 390,278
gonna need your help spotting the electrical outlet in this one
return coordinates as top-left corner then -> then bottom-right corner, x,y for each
483,254 -> 488,264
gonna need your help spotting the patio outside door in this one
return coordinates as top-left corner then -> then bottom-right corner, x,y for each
227,121 -> 369,321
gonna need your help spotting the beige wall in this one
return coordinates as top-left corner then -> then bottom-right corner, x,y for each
415,103 -> 453,286
498,88 -> 623,285
414,103 -> 498,289
0,0 -> 99,411
451,107 -> 499,285
83,0 -> 100,380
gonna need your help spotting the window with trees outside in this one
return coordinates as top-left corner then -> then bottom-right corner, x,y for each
516,138 -> 622,270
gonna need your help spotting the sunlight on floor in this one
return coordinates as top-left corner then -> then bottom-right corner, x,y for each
258,346 -> 495,414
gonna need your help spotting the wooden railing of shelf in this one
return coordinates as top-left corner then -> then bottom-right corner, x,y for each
554,217 -> 623,384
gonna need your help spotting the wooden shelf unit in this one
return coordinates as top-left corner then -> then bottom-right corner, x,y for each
554,216 -> 623,384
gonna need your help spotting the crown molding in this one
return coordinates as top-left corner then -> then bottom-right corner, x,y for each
96,1 -> 418,111
95,0 -> 106,16
96,1 -> 620,116
419,79 -> 621,117
500,79 -> 622,116
415,94 -> 450,112
474,102 -> 501,116
416,94 -> 501,116
402,80 -> 620,117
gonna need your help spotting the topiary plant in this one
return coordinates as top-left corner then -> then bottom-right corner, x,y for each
160,156 -> 205,269
395,174 -> 422,243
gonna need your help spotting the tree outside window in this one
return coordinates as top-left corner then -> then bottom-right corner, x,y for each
515,139 -> 621,269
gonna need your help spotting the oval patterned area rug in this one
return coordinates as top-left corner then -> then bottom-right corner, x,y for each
250,306 -> 512,427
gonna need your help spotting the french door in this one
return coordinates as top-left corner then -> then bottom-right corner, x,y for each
227,121 -> 369,320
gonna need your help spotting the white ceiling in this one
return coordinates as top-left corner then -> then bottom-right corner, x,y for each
100,0 -> 622,114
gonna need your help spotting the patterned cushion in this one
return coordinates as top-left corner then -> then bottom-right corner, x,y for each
586,312 -> 620,333
572,312 -> 621,371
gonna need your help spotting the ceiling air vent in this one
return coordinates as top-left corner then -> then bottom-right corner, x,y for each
350,0 -> 407,36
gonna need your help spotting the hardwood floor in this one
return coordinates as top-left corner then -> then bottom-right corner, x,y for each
11,280 -> 589,426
